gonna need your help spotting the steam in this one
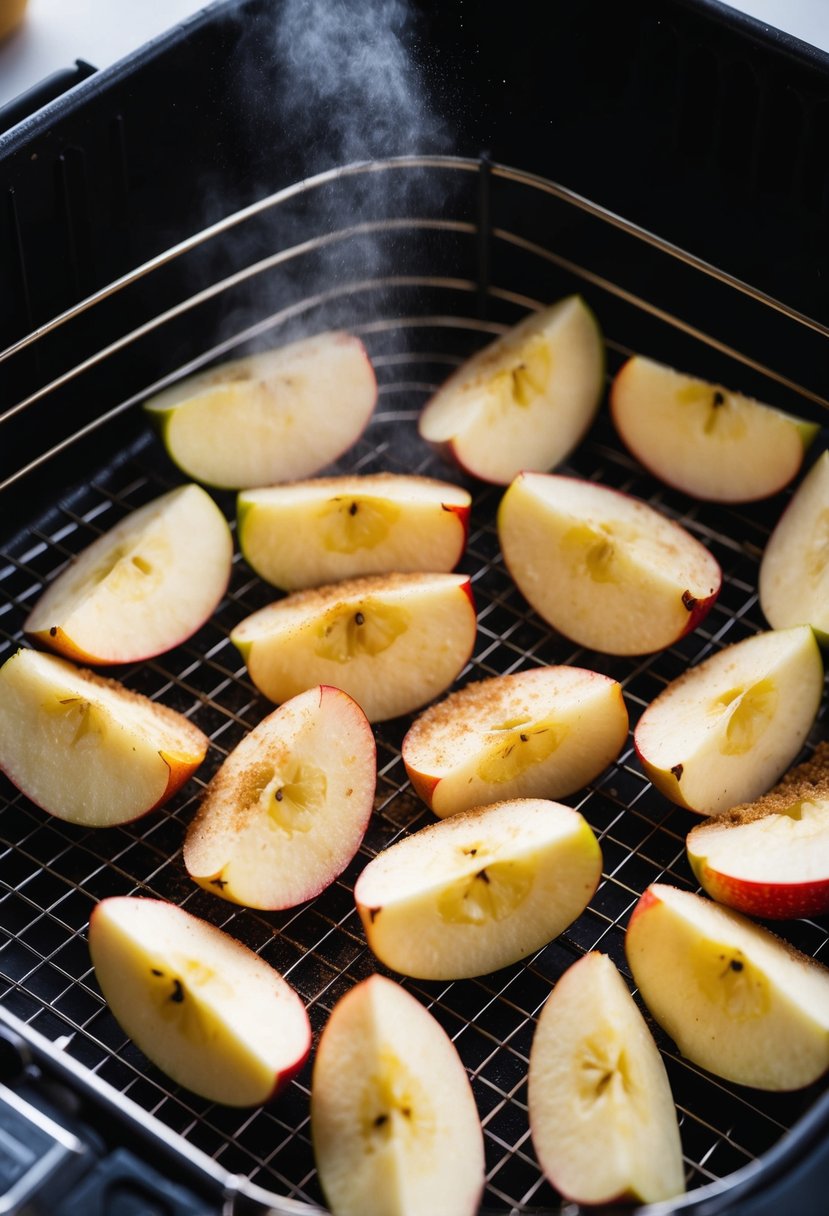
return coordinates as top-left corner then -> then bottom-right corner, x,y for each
270,0 -> 449,168
194,0 -> 461,362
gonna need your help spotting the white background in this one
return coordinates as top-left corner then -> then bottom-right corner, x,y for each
0,0 -> 827,113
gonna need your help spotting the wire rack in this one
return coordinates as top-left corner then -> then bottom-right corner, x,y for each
1,156 -> 827,1214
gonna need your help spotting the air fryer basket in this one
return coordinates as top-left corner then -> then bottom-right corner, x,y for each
1,3 -> 828,1215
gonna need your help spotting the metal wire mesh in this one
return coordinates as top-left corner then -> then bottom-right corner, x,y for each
0,157 -> 827,1214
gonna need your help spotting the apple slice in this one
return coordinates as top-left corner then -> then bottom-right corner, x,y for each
144,331 -> 377,490
0,647 -> 207,827
24,483 -> 233,665
231,572 -> 477,723
686,743 -> 829,919
237,473 -> 471,590
311,974 -> 484,1216
497,471 -> 721,655
634,625 -> 823,816
528,951 -> 685,1205
183,685 -> 375,910
354,798 -> 602,980
401,665 -> 628,818
418,295 -> 604,485
626,883 -> 829,1090
88,896 -> 311,1106
610,355 -> 817,502
760,450 -> 829,643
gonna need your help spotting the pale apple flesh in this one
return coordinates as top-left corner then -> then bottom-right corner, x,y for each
311,974 -> 484,1216
144,330 -> 377,490
88,896 -> 311,1107
231,572 -> 477,723
497,471 -> 721,655
0,647 -> 207,826
237,473 -> 471,590
634,625 -> 823,815
354,798 -> 602,980
528,951 -> 685,1205
610,355 -> 817,502
760,449 -> 829,642
625,884 -> 829,1090
402,665 -> 628,818
686,742 -> 829,919
24,483 -> 233,665
183,685 -> 376,910
418,295 -> 604,485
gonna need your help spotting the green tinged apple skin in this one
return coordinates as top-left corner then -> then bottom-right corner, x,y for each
794,418 -> 820,451
144,404 -> 173,439
232,636 -> 253,667
687,851 -> 829,921
354,802 -> 602,981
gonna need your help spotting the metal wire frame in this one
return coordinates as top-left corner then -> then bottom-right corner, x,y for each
0,155 -> 827,1215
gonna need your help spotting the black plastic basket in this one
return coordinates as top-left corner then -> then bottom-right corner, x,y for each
0,3 -> 827,1213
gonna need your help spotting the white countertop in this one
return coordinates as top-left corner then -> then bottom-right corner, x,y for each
0,0 -> 209,110
0,0 -> 827,114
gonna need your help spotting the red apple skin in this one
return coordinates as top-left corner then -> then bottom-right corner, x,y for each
688,855 -> 829,921
628,886 -> 660,929
586,477 -> 725,649
407,767 -> 440,806
264,1047 -> 310,1100
0,750 -> 206,827
24,485 -> 234,666
631,742 -> 696,813
185,684 -> 377,909
437,438 -> 477,483
155,751 -> 207,809
498,472 -> 722,656
685,744 -> 829,919
0,653 -> 209,828
27,597 -> 229,668
439,498 -> 471,539
25,626 -> 94,666
681,587 -> 721,639
426,438 -> 515,488
609,358 -> 806,504
88,898 -> 311,1103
